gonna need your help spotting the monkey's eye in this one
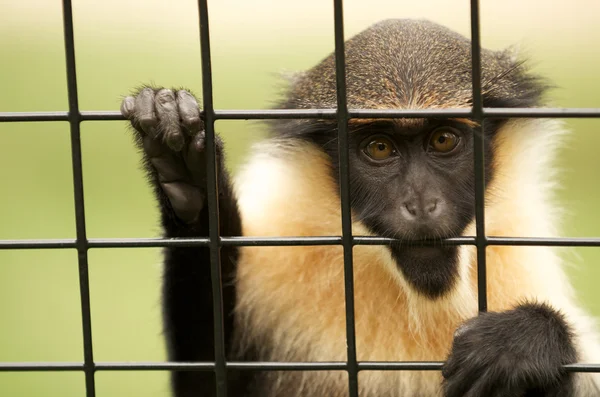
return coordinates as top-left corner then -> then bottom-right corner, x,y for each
428,128 -> 460,154
363,137 -> 396,160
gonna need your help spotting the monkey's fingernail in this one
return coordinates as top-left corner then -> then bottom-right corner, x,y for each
184,117 -> 202,135
166,131 -> 185,151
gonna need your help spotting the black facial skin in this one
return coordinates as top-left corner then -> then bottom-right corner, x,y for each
349,119 -> 478,298
294,117 -> 502,299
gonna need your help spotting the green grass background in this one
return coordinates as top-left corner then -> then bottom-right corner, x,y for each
1,0 -> 600,395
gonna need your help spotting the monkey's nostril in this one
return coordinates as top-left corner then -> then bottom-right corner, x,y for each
427,199 -> 445,218
404,202 -> 417,216
426,200 -> 438,214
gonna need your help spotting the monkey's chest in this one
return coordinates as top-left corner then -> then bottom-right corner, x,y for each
233,243 -> 460,397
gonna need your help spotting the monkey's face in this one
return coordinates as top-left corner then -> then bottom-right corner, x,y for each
343,118 -> 491,298
348,119 -> 477,239
274,19 -> 546,297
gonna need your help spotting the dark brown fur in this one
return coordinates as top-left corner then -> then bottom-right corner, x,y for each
281,19 -> 547,111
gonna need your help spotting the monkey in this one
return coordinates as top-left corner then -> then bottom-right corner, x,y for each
120,19 -> 600,397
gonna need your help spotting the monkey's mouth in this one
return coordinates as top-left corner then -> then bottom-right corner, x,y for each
391,232 -> 454,250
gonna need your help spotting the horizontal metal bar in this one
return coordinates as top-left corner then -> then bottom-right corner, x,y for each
2,108 -> 600,123
0,111 -> 121,122
357,362 -> 600,372
356,362 -> 600,373
352,236 -> 475,246
99,362 -> 214,371
0,363 -> 85,372
484,108 -> 600,118
1,361 -> 599,373
564,364 -> 600,373
0,239 -> 78,249
0,112 -> 70,122
358,362 -> 443,371
216,109 -> 474,119
0,237 -> 341,249
485,236 -> 600,247
217,109 -> 337,119
4,236 -> 600,250
0,362 -> 345,372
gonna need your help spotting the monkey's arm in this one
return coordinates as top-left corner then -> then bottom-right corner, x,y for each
121,87 -> 242,397
442,302 -> 578,397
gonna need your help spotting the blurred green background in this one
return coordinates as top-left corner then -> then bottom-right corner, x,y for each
1,0 -> 599,395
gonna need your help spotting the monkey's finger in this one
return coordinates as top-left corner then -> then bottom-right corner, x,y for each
443,376 -> 471,397
462,365 -> 508,397
183,131 -> 226,187
182,131 -> 207,185
441,353 -> 465,380
134,87 -> 159,138
155,89 -> 185,152
443,364 -> 486,397
121,96 -> 144,133
120,96 -> 135,119
177,90 -> 203,136
441,361 -> 456,380
462,378 -> 495,397
192,131 -> 206,152
442,327 -> 481,380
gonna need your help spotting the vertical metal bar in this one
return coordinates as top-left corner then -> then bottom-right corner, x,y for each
332,1 -> 359,396
469,0 -> 488,313
197,1 -> 228,396
61,0 -> 96,395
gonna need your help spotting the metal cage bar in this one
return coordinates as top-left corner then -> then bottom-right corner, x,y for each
2,361 -> 600,373
0,236 -> 342,249
2,1 -> 600,395
2,107 -> 600,122
7,236 -> 600,250
332,0 -> 360,395
197,0 -> 229,396
469,0 -> 488,313
61,0 -> 96,396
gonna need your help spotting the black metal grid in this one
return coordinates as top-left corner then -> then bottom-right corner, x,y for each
2,0 -> 600,396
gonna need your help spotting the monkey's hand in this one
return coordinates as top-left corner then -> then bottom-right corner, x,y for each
121,87 -> 217,225
442,302 -> 577,397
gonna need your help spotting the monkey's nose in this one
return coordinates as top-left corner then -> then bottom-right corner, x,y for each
401,198 -> 443,221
